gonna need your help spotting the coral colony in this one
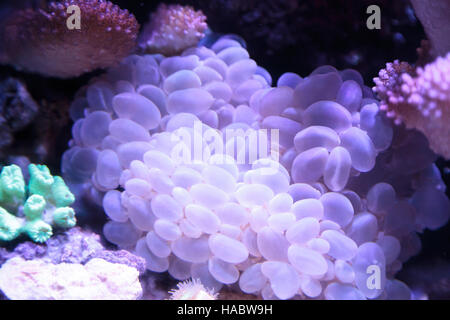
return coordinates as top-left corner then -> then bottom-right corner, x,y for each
0,0 -> 138,78
0,164 -> 76,243
0,0 -> 448,300
62,32 -> 449,299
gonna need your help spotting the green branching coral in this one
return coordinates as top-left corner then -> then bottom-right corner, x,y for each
0,164 -> 77,243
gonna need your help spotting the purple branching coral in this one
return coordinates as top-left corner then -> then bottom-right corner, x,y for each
0,0 -> 139,78
139,4 -> 207,56
373,54 -> 450,159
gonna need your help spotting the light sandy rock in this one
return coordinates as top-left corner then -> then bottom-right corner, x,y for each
0,257 -> 142,300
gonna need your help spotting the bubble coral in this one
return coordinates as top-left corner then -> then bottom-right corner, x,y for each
139,4 -> 207,56
373,53 -> 450,159
62,36 -> 449,300
0,164 -> 76,243
1,0 -> 139,78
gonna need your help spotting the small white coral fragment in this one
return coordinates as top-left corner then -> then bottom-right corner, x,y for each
169,278 -> 217,300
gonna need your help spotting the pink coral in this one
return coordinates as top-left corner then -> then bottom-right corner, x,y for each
374,54 -> 450,159
139,4 -> 207,56
1,0 -> 139,78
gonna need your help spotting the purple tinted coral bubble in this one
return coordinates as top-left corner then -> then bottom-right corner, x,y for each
113,92 -> 162,130
277,72 -> 302,89
258,87 -> 293,117
135,56 -> 160,86
339,69 -> 364,87
137,85 -> 167,115
261,115 -> 302,148
291,147 -> 328,183
293,72 -> 342,110
360,104 -> 393,152
198,110 -> 219,128
340,127 -> 376,172
324,146 -> 352,191
287,183 -> 321,201
233,79 -> 264,103
127,195 -> 157,231
96,149 -> 122,189
366,182 -> 396,214
163,70 -> 201,93
172,235 -> 210,263
103,190 -> 128,223
376,235 -> 401,265
115,80 -> 136,94
260,261 -> 300,300
67,147 -> 100,178
80,111 -> 112,147
324,282 -> 366,300
287,245 -> 328,277
109,118 -> 151,143
116,141 -> 152,168
239,263 -> 267,294
336,80 -> 363,113
320,230 -> 357,261
146,231 -> 171,258
168,256 -> 191,280
226,59 -> 257,87
194,65 -> 223,84
70,97 -> 89,121
346,212 -> 378,245
310,65 -> 339,76
211,37 -> 244,53
411,185 -> 450,230
294,126 -> 340,153
135,237 -> 169,272
103,220 -> 141,247
186,204 -> 221,234
256,226 -> 289,262
255,66 -> 272,86
217,46 -> 250,65
208,257 -> 240,284
320,192 -> 354,228
86,82 -> 115,112
167,88 -> 214,115
303,100 -> 352,133
160,55 -> 200,78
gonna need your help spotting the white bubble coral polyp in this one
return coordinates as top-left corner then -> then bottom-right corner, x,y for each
62,36 -> 449,300
374,54 -> 450,159
139,4 -> 207,56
